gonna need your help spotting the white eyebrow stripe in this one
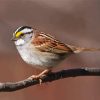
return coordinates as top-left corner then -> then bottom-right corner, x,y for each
15,26 -> 22,33
21,28 -> 33,33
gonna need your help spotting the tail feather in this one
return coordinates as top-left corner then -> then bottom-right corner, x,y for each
67,44 -> 100,53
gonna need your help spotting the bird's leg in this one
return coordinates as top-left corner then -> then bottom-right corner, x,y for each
28,69 -> 51,83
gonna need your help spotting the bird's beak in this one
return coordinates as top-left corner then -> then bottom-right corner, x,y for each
11,36 -> 17,41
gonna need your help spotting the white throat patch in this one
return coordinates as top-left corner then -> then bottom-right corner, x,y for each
15,39 -> 25,46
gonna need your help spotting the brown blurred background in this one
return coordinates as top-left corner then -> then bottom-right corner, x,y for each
0,0 -> 100,100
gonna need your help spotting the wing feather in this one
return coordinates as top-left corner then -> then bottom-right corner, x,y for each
32,31 -> 73,54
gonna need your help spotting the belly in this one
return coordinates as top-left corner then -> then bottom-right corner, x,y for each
16,45 -> 68,69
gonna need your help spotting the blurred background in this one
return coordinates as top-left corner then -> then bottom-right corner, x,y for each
0,0 -> 100,100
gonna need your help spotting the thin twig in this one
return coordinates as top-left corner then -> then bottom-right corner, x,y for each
0,67 -> 100,92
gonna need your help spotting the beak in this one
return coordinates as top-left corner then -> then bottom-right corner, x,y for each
11,36 -> 17,41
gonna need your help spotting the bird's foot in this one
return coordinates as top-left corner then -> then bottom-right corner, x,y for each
28,69 -> 51,84
28,74 -> 46,84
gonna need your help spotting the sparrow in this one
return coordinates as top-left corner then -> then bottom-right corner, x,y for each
11,26 -> 100,80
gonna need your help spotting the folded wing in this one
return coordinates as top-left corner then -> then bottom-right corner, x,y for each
32,31 -> 73,54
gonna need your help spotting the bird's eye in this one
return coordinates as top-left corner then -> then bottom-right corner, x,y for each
20,33 -> 24,37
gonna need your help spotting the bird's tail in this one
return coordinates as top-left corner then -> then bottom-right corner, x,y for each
67,44 -> 100,53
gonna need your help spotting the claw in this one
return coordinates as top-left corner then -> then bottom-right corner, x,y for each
28,69 -> 51,84
28,74 -> 46,84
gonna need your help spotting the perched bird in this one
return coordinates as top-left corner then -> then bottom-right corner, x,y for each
11,26 -> 100,80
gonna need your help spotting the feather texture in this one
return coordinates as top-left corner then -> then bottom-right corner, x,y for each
32,31 -> 73,54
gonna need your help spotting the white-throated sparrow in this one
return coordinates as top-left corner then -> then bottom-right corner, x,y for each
11,26 -> 100,80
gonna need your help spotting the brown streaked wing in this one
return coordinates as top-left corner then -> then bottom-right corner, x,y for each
32,31 -> 73,53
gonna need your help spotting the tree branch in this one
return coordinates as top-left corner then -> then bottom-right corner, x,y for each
0,67 -> 100,92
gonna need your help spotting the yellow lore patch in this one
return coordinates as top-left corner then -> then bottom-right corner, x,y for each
16,32 -> 23,38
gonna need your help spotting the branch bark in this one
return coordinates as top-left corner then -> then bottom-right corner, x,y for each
0,67 -> 100,92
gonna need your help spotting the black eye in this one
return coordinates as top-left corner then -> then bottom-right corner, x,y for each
20,33 -> 24,37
